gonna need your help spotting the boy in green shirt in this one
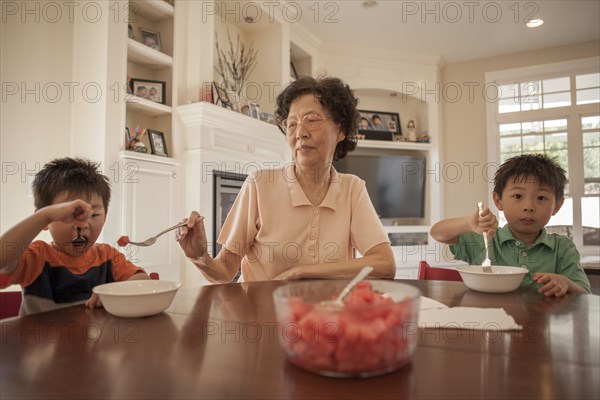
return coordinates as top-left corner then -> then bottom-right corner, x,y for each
431,154 -> 590,296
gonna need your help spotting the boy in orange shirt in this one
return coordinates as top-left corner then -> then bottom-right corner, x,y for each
0,158 -> 148,315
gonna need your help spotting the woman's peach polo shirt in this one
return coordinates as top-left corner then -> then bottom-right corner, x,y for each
218,164 -> 390,281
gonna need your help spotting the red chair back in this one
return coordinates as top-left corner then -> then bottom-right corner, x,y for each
417,261 -> 462,281
0,291 -> 22,319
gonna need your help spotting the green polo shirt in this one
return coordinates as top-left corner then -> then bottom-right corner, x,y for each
450,225 -> 591,293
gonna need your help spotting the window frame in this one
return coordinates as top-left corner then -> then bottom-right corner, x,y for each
485,57 -> 600,257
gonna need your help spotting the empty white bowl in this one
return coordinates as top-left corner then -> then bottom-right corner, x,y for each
92,280 -> 182,318
457,265 -> 528,293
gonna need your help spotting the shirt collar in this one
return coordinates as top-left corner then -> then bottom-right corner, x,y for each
496,224 -> 555,249
286,163 -> 339,210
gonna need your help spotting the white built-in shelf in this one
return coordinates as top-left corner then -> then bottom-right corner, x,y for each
120,150 -> 179,166
126,95 -> 172,116
131,0 -> 174,22
127,39 -> 173,68
357,139 -> 432,151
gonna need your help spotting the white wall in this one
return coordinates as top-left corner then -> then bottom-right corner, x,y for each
1,5 -> 74,239
1,1 -> 129,244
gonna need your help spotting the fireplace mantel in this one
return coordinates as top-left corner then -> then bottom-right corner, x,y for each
177,102 -> 290,165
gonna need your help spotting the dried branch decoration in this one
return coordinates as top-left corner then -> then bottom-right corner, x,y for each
214,29 -> 259,97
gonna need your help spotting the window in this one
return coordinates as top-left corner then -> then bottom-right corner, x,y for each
486,58 -> 600,256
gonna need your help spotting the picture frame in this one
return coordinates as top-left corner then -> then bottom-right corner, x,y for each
148,129 -> 168,157
201,81 -> 214,103
212,82 -> 232,109
130,78 -> 166,104
139,27 -> 162,52
240,103 -> 250,116
248,102 -> 261,119
128,24 -> 134,40
125,127 -> 133,142
357,109 -> 402,141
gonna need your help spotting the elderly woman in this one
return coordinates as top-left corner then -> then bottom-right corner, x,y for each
177,76 -> 395,283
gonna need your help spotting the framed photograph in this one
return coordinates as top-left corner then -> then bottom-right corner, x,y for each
212,82 -> 232,109
130,78 -> 166,104
201,81 -> 214,103
248,102 -> 261,119
240,104 -> 251,116
125,127 -> 133,142
139,27 -> 161,52
290,61 -> 298,81
357,109 -> 402,141
148,129 -> 168,157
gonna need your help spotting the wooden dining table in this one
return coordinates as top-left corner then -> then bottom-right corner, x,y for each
1,279 -> 598,399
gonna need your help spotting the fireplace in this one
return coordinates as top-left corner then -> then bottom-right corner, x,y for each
212,171 -> 247,256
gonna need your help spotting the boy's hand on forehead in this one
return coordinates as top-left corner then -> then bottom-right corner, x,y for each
40,199 -> 93,226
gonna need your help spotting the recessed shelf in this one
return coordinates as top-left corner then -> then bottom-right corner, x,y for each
126,95 -> 172,116
131,0 -> 174,22
356,139 -> 432,151
127,39 -> 173,68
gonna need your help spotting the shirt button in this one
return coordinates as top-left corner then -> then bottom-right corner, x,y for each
521,264 -> 527,268
310,234 -> 316,240
313,209 -> 319,215
311,222 -> 317,228
515,241 -> 521,247
522,251 -> 527,256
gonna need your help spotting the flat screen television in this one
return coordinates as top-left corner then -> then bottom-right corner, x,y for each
334,154 -> 426,222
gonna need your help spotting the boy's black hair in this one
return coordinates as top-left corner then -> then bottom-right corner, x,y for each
32,158 -> 111,211
493,154 -> 567,200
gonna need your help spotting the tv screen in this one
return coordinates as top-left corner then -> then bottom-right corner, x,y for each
334,154 -> 426,220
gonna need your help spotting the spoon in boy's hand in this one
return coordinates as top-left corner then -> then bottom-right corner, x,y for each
71,206 -> 87,245
478,202 -> 492,273
72,227 -> 86,245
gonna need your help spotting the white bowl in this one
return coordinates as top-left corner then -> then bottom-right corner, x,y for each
457,265 -> 528,293
92,280 -> 182,318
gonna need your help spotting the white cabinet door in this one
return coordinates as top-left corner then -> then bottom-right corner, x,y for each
120,156 -> 182,282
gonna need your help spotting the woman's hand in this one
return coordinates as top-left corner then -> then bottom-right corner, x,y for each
176,211 -> 208,262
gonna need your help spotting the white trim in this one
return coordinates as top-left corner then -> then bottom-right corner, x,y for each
485,57 -> 599,84
485,57 -> 600,255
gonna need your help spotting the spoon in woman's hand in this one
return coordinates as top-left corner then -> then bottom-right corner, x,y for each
320,266 -> 374,309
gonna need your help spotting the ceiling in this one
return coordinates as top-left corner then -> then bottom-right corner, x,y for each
289,0 -> 600,64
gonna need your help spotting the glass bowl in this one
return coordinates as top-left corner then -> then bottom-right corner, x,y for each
272,280 -> 421,378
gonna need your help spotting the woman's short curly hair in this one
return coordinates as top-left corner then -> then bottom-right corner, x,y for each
274,76 -> 359,161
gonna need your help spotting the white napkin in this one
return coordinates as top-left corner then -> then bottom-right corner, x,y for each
418,296 -> 522,331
